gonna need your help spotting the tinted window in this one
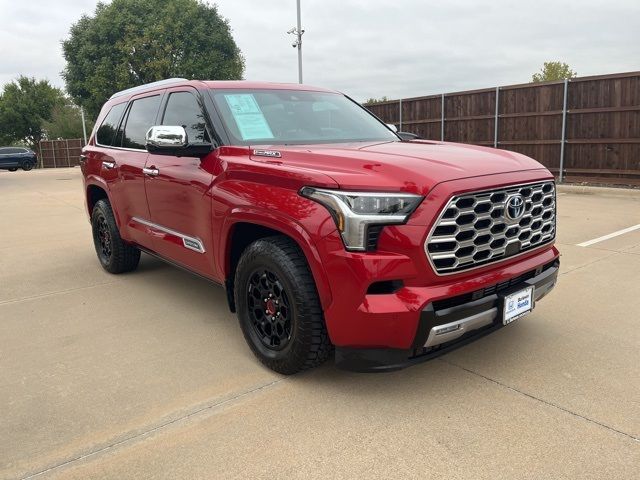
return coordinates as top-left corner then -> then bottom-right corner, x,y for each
162,92 -> 210,143
0,148 -> 20,154
96,102 -> 126,146
122,95 -> 161,149
211,89 -> 398,145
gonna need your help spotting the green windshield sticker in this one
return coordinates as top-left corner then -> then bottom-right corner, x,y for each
224,94 -> 274,140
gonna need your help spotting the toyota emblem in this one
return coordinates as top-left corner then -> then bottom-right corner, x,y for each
505,194 -> 526,222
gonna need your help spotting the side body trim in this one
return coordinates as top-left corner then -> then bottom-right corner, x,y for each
131,217 -> 206,253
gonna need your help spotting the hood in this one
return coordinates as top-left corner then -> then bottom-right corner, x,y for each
250,140 -> 547,195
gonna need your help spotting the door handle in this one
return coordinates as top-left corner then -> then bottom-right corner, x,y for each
143,166 -> 159,177
102,161 -> 116,169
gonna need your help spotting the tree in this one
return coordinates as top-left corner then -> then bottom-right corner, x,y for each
0,76 -> 65,149
364,96 -> 389,105
43,102 -> 94,140
532,62 -> 577,83
62,0 -> 245,118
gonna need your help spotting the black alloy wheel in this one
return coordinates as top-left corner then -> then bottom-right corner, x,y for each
95,213 -> 113,263
234,236 -> 332,374
91,199 -> 140,274
247,268 -> 292,350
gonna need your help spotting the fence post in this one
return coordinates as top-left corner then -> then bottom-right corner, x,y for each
494,86 -> 500,148
51,141 -> 56,168
38,141 -> 43,169
399,98 -> 403,131
65,139 -> 71,167
559,78 -> 569,183
440,94 -> 445,141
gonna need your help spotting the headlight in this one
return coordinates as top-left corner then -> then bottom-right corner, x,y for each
300,187 -> 423,251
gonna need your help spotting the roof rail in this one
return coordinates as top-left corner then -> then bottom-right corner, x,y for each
109,78 -> 189,99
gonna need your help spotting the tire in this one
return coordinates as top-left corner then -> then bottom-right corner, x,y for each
21,161 -> 34,171
8,167 -> 18,172
91,199 -> 141,274
235,236 -> 332,374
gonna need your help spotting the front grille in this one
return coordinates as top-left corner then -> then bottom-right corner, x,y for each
425,181 -> 556,274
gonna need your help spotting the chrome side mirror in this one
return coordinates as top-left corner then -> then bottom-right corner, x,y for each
145,125 -> 213,158
146,125 -> 188,149
386,123 -> 398,132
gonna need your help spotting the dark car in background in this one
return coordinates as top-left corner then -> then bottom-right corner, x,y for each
0,147 -> 37,171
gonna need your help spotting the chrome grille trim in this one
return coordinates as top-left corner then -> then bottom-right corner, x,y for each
425,181 -> 556,275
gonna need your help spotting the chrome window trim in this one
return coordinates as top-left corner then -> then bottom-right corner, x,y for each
424,180 -> 556,276
131,217 -> 206,254
94,143 -> 147,153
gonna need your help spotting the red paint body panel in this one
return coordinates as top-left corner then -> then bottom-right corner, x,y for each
81,80 -> 559,352
144,150 -> 217,278
253,141 -> 545,195
211,146 -> 339,307
112,149 -> 154,248
88,146 -> 155,249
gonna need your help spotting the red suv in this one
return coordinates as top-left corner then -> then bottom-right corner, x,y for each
81,79 -> 559,373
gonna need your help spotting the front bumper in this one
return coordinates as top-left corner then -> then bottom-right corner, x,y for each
335,258 -> 559,372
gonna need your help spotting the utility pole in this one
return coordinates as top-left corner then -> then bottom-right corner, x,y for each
288,0 -> 304,83
80,106 -> 88,145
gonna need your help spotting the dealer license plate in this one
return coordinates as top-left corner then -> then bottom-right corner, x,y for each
503,286 -> 534,325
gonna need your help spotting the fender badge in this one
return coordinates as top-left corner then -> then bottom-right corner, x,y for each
253,149 -> 282,158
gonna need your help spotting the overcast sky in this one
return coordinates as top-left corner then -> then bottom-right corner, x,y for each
1,0 -> 639,102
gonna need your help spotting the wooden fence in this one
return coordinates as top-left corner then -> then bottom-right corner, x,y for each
37,139 -> 84,168
366,71 -> 640,186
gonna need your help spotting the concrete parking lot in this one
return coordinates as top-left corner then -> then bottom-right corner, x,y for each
1,168 -> 639,479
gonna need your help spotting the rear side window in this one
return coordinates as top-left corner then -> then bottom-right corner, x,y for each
96,102 -> 126,146
162,92 -> 210,143
121,95 -> 161,149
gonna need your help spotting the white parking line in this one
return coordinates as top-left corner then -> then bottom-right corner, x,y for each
577,224 -> 640,247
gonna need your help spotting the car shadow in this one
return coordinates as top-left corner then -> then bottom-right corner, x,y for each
127,252 -> 526,392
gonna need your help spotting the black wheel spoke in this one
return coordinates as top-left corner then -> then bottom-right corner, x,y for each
94,214 -> 113,261
246,267 -> 292,351
90,200 -> 141,274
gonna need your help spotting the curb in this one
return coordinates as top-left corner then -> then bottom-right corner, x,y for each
557,184 -> 640,199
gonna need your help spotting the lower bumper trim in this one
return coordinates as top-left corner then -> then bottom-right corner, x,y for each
335,258 -> 559,372
424,307 -> 497,348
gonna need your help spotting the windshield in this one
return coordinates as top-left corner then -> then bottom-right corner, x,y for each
210,89 -> 398,145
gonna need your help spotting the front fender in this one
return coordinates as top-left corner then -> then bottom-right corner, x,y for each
217,196 -> 337,312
